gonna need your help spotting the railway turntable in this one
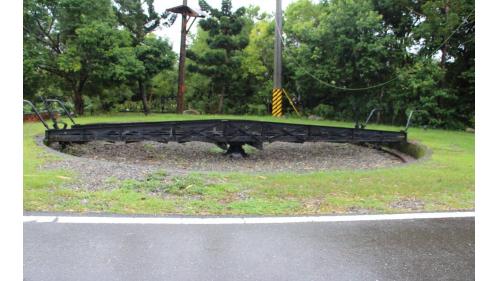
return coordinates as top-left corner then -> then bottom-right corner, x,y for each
26,99 -> 409,157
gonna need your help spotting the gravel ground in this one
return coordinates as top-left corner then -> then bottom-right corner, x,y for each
38,137 -> 407,190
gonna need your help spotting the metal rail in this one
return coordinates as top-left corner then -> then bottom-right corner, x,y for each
405,110 -> 424,133
23,100 -> 49,129
362,108 -> 383,129
45,99 -> 76,125
42,98 -> 76,130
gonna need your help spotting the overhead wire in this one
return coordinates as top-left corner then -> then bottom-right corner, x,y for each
428,11 -> 475,56
275,9 -> 475,92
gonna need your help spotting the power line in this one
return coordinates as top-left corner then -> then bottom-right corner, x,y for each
276,24 -> 402,91
275,9 -> 475,92
276,24 -> 404,91
429,10 -> 475,56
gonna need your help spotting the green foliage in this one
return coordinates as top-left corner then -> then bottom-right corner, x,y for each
388,58 -> 459,128
112,0 -> 177,114
121,172 -> 209,196
312,104 -> 336,119
23,0 -> 143,115
247,104 -> 268,116
279,0 -> 474,128
240,19 -> 274,109
286,0 -> 398,117
23,0 -> 475,128
135,36 -> 175,79
187,0 -> 251,114
23,0 -> 176,115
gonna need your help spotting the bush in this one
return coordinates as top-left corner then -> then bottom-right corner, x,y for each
312,104 -> 336,119
83,96 -> 102,115
247,104 -> 268,115
113,101 -> 144,112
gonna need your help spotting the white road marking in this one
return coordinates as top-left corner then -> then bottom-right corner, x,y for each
23,212 -> 475,225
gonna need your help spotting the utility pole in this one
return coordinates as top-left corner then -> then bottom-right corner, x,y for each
176,0 -> 189,114
272,0 -> 283,117
168,1 -> 204,114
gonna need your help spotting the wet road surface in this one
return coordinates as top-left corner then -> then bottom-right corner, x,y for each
24,214 -> 474,281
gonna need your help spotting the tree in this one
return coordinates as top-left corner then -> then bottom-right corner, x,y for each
413,0 -> 475,126
151,68 -> 177,111
113,0 -> 177,115
23,0 -> 474,128
285,0 -> 398,119
187,0 -> 249,113
283,0 -> 326,111
134,35 -> 177,110
240,16 -> 274,113
23,0 -> 140,115
386,57 -> 453,127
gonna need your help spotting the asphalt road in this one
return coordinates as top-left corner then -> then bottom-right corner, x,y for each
24,215 -> 474,281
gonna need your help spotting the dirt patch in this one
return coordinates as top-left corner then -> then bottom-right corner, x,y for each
53,141 -> 406,173
390,198 -> 426,211
39,137 -> 411,190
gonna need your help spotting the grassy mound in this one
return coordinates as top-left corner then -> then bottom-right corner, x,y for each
24,114 -> 474,215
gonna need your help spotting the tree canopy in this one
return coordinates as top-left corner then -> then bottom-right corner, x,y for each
23,0 -> 475,129
186,0 -> 250,113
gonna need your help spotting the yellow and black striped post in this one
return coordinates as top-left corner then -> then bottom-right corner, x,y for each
272,88 -> 283,117
272,0 -> 284,117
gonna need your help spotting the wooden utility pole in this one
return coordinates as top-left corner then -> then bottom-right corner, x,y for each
176,0 -> 189,114
272,0 -> 284,117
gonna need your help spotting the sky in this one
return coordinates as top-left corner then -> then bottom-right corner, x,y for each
153,0 -> 297,53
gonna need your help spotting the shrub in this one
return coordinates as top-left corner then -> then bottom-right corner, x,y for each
312,104 -> 336,119
247,104 -> 268,115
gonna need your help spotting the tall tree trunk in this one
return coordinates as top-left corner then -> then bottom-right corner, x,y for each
218,86 -> 225,114
440,45 -> 448,67
377,89 -> 384,124
139,79 -> 150,115
71,73 -> 88,116
73,88 -> 84,116
441,1 -> 450,67
72,78 -> 86,116
148,85 -> 154,105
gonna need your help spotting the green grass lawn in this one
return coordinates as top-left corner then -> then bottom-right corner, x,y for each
24,113 -> 475,215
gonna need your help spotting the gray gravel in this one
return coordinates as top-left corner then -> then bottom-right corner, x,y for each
38,136 -> 407,190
